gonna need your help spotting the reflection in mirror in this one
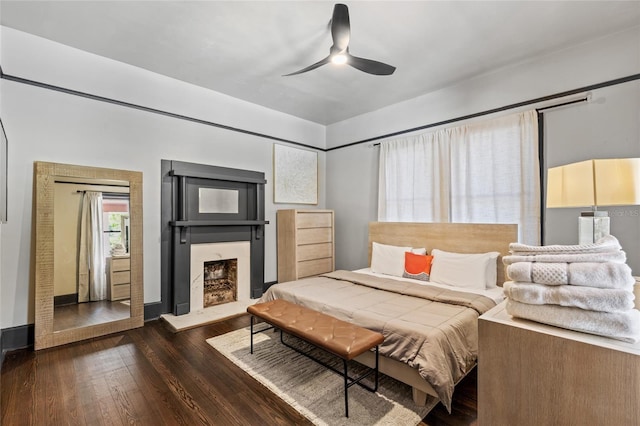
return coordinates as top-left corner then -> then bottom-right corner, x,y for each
52,180 -> 131,332
34,162 -> 143,350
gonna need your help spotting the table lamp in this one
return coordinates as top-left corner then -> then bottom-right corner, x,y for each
546,158 -> 640,244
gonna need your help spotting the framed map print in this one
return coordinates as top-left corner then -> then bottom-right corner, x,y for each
273,144 -> 318,204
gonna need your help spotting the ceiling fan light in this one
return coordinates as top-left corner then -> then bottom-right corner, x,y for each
331,54 -> 348,65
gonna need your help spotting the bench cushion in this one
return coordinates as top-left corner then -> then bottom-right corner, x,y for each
248,299 -> 384,360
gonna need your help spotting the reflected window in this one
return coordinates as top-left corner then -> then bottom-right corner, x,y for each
102,196 -> 130,255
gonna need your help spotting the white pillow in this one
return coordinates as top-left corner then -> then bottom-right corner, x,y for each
429,249 -> 500,290
371,242 -> 412,277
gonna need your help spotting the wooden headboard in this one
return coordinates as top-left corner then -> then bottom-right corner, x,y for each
368,222 -> 518,286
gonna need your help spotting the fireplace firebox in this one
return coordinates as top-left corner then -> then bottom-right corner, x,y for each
203,259 -> 237,307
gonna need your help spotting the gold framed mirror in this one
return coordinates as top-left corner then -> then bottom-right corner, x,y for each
34,162 -> 143,350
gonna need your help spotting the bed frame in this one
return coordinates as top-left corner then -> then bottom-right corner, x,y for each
354,222 -> 518,406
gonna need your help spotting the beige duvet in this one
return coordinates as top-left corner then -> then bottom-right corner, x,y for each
258,270 -> 496,411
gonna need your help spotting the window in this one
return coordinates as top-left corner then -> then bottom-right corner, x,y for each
378,110 -> 540,244
102,196 -> 130,255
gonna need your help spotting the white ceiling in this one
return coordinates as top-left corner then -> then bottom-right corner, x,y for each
1,1 -> 639,125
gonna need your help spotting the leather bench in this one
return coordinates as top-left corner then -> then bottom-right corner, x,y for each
247,299 -> 384,417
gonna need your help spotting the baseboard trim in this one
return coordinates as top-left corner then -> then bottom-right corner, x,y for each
144,301 -> 164,321
54,293 -> 78,307
1,302 -> 167,355
1,323 -> 34,354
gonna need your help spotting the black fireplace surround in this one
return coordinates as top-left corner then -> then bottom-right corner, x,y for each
161,160 -> 268,316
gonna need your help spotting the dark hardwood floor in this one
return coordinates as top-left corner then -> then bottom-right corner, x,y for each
1,315 -> 477,425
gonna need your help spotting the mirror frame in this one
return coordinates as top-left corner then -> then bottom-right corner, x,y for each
34,161 -> 144,350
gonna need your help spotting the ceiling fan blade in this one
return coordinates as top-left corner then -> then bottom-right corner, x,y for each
282,56 -> 331,76
347,54 -> 396,76
331,3 -> 350,52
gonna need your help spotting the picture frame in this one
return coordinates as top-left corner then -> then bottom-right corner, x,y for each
0,118 -> 7,223
273,144 -> 318,204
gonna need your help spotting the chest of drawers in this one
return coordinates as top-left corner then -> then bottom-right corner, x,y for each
107,255 -> 131,301
277,209 -> 334,282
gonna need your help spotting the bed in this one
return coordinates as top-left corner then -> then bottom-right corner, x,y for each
259,221 -> 518,411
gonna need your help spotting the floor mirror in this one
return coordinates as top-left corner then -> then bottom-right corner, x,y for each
34,161 -> 144,350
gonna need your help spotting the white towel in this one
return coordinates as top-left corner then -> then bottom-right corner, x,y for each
506,262 -> 635,289
509,235 -> 622,255
506,299 -> 640,343
503,250 -> 627,265
503,281 -> 635,312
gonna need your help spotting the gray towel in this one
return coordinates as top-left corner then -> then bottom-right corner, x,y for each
506,299 -> 640,343
503,281 -> 635,312
506,262 -> 635,289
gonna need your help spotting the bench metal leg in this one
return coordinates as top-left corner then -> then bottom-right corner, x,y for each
343,359 -> 349,417
249,315 -> 275,355
374,345 -> 379,392
250,315 -> 254,354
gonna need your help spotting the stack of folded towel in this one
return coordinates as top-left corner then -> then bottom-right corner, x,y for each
502,235 -> 640,343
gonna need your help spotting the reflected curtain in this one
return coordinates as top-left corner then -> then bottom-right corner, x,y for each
78,191 -> 106,302
378,110 -> 540,244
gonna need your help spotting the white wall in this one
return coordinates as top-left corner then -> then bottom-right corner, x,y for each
0,27 -> 326,329
327,26 -> 640,271
327,143 -> 379,271
544,81 -> 640,273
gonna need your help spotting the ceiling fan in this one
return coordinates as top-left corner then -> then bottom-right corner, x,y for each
284,3 -> 396,76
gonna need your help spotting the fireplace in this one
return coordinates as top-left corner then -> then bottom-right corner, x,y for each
161,160 -> 268,316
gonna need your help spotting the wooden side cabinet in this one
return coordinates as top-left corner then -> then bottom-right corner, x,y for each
107,255 -> 131,301
478,301 -> 640,426
276,209 -> 334,283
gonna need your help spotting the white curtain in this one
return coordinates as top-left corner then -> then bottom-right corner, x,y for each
378,110 -> 540,244
78,191 -> 106,302
378,132 -> 451,222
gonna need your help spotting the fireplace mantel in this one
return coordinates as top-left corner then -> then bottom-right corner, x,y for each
170,220 -> 269,244
170,220 -> 269,227
161,160 -> 269,316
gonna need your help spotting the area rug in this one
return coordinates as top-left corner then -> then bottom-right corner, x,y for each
206,327 -> 438,426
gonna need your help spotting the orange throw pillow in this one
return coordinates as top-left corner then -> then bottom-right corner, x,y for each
402,252 -> 433,282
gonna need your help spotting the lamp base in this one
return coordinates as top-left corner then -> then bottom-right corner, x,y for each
578,211 -> 609,245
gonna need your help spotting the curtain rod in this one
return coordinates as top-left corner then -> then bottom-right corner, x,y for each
76,189 -> 128,193
535,96 -> 590,112
56,179 -> 129,187
330,73 -> 640,151
77,190 -> 130,198
368,95 -> 589,148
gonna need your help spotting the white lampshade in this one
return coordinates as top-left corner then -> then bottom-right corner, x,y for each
594,158 -> 640,206
547,158 -> 640,208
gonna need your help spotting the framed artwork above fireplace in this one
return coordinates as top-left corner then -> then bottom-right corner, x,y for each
273,143 -> 318,205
